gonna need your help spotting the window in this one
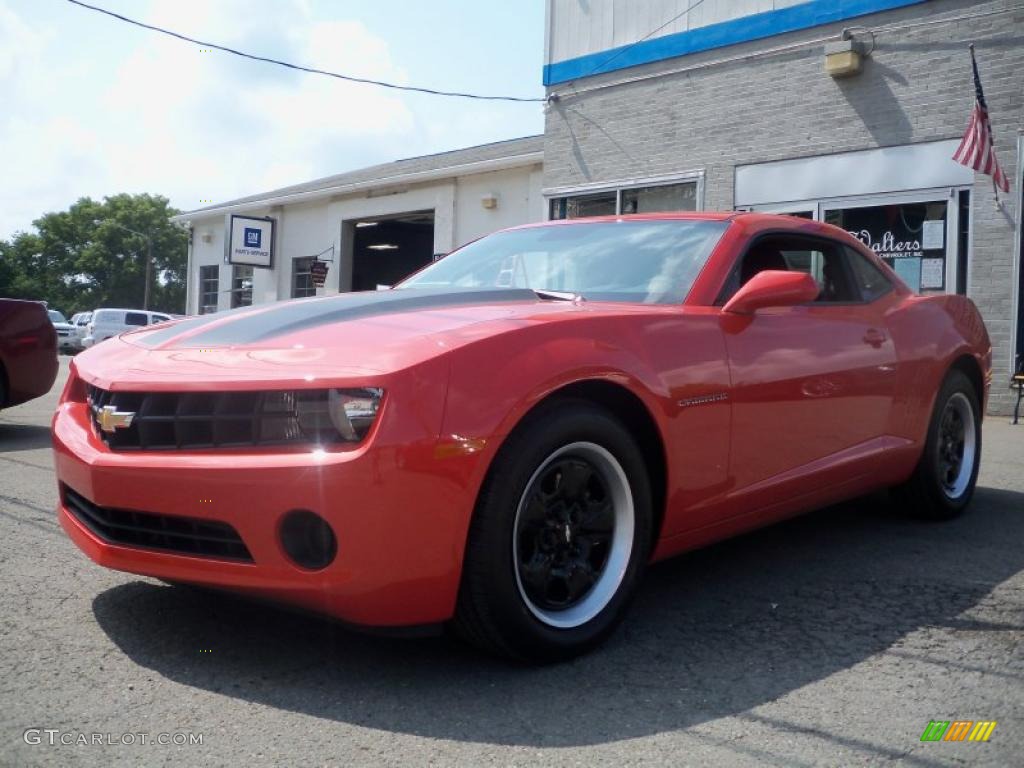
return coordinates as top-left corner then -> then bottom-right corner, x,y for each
718,236 -> 863,305
824,200 -> 949,293
199,265 -> 219,314
549,179 -> 699,220
398,219 -> 728,304
845,247 -> 893,302
291,257 -> 316,298
125,312 -> 148,326
549,191 -> 616,220
621,183 -> 696,214
231,265 -> 253,308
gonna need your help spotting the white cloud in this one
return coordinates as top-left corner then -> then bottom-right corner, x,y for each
0,0 -> 541,239
0,0 -> 414,235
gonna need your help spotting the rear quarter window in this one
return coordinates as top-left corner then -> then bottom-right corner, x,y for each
845,247 -> 894,302
124,312 -> 148,326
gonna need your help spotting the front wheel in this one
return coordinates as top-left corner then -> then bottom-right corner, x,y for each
454,400 -> 652,662
891,369 -> 981,520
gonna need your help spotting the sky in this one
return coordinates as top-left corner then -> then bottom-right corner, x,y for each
0,0 -> 546,238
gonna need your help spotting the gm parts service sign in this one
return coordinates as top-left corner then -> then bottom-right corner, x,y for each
228,215 -> 275,268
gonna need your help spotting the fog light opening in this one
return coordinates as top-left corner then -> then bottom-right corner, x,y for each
279,510 -> 337,570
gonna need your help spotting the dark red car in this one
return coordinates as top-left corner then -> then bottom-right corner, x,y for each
53,214 -> 991,660
0,299 -> 59,410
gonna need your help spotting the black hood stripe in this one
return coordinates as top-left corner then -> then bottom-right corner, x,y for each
136,288 -> 539,348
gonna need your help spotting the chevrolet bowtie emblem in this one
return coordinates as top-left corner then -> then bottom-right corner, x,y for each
94,405 -> 135,433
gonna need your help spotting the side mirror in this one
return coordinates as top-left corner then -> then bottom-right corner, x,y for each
722,270 -> 819,315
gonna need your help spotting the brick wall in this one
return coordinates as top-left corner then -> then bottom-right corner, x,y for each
543,0 -> 1023,413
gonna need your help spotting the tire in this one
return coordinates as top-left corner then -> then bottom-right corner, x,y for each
891,369 -> 981,520
454,399 -> 653,662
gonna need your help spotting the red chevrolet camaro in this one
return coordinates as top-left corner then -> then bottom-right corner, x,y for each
53,213 -> 991,661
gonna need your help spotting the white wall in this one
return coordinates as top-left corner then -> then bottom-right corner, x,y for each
546,0 -> 808,65
184,162 -> 544,312
454,165 -> 545,246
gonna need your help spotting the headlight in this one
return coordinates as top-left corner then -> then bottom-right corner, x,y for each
285,387 -> 384,444
328,388 -> 383,441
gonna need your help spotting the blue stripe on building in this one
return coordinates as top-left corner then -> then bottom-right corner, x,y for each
543,0 -> 928,85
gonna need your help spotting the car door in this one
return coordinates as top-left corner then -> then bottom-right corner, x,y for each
719,233 -> 899,510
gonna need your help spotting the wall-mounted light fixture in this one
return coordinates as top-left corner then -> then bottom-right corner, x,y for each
825,30 -> 872,78
481,193 -> 498,210
200,230 -> 213,243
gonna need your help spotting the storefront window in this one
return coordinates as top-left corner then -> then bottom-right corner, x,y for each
621,183 -> 696,214
550,191 -> 616,220
825,201 -> 949,294
198,265 -> 218,314
291,257 -> 316,298
550,179 -> 699,220
231,265 -> 253,308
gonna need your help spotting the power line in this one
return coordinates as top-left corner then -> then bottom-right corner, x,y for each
63,0 -> 546,103
571,0 -> 712,86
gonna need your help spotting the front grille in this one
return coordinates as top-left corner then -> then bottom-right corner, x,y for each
86,385 -> 341,450
63,485 -> 253,562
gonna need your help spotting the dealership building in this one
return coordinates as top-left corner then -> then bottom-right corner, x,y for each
177,0 -> 1022,412
176,136 -> 543,313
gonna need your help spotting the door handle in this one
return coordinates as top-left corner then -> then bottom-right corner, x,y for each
863,328 -> 887,347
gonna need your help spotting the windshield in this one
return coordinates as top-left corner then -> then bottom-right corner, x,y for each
47,310 -> 67,323
397,219 -> 729,304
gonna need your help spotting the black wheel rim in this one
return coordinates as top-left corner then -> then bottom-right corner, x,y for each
516,456 -> 615,612
935,391 -> 976,499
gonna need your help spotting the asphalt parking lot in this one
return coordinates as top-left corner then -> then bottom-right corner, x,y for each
1,357 -> 1022,767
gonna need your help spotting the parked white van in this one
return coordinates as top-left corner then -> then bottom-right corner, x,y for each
67,311 -> 92,352
82,308 -> 174,348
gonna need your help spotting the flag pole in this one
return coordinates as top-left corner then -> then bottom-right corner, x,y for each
968,44 -> 1003,206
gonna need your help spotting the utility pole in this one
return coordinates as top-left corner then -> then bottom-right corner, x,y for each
143,236 -> 153,310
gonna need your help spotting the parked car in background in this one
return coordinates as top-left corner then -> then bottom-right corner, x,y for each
47,309 -> 76,354
53,213 -> 991,661
82,308 -> 174,348
1,299 -> 59,410
67,312 -> 92,353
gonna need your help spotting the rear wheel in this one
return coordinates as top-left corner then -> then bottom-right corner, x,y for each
454,400 -> 652,662
891,369 -> 981,520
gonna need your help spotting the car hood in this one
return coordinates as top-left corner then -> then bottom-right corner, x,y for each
72,288 -> 661,390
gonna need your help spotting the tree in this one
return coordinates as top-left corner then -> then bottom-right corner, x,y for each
0,194 -> 188,315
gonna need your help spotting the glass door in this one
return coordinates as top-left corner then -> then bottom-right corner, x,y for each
820,190 -> 961,295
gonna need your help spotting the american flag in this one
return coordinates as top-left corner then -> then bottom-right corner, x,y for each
952,45 -> 1010,193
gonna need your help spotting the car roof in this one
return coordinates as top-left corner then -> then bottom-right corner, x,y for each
499,211 -> 851,234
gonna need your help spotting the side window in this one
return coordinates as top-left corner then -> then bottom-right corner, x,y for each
719,236 -> 862,304
124,312 -> 148,326
845,247 -> 893,302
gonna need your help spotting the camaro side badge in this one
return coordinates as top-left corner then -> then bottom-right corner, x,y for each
94,405 -> 136,432
678,392 -> 729,408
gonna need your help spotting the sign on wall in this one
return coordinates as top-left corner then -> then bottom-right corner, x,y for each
227,215 -> 275,268
310,261 -> 329,287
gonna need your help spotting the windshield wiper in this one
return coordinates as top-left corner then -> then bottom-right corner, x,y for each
532,289 -> 582,302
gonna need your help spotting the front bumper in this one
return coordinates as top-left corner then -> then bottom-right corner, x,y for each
53,391 -> 483,627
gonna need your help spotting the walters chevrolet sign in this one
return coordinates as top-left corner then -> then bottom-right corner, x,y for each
848,229 -> 923,259
228,215 -> 275,268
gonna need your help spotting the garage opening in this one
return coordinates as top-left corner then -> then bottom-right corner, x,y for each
350,210 -> 435,291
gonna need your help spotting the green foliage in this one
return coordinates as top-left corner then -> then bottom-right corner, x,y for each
0,194 -> 188,315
